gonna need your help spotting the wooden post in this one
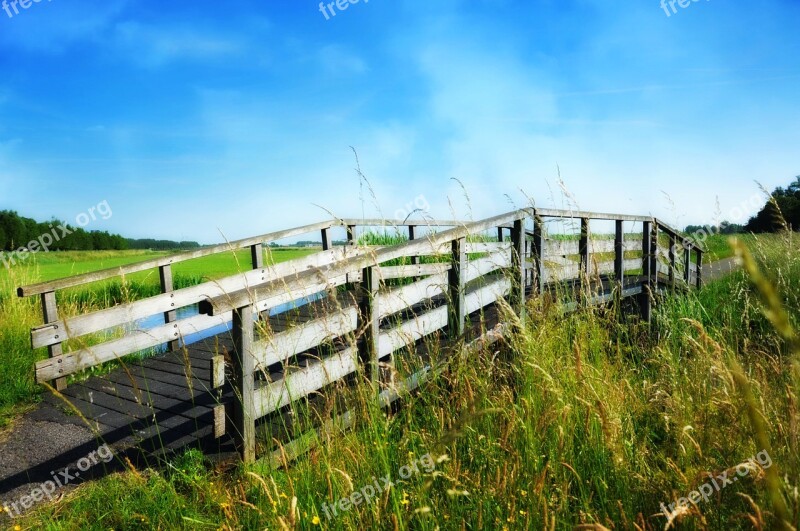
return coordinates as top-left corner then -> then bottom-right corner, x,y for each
159,264 -> 179,352
40,291 -> 67,391
510,219 -> 527,323
614,220 -> 624,291
408,225 -> 420,266
231,303 -> 256,462
496,227 -> 504,243
668,233 -> 676,288
321,227 -> 333,251
250,242 -> 264,269
683,243 -> 691,285
347,225 -> 356,245
579,218 -> 590,298
640,221 -> 652,322
358,266 -> 380,385
696,250 -> 703,289
650,224 -> 659,290
448,237 -> 467,339
532,215 -> 545,295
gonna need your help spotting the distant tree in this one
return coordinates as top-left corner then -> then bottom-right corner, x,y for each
684,222 -> 744,236
126,238 -> 200,250
745,176 -> 800,233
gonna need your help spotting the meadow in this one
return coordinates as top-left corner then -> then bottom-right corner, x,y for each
2,233 -> 799,529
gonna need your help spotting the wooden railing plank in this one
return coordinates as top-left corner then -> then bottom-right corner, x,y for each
31,247 -> 365,349
252,306 -> 358,368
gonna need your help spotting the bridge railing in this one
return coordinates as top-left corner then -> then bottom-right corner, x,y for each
18,217 -> 482,390
199,210 -> 528,461
16,207 -> 703,462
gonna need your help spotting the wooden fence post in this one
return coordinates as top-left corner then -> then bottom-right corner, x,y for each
41,291 -> 67,391
683,242 -> 691,285
696,250 -> 703,289
448,237 -> 467,339
668,233 -> 676,288
250,242 -> 264,269
532,214 -> 545,295
231,303 -> 256,462
640,220 -> 653,322
321,227 -> 333,251
159,264 -> 180,352
497,227 -> 504,243
408,225 -> 420,266
347,225 -> 356,245
650,224 -> 659,290
510,219 -> 527,324
579,217 -> 590,299
358,266 -> 380,385
614,220 -> 624,291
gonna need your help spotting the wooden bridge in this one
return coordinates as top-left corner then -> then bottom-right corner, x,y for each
16,208 -> 704,465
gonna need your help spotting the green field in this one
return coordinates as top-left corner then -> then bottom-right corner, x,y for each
4,247 -> 317,285
4,235 -> 800,529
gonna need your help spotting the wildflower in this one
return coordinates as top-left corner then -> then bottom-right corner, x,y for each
312,516 -> 321,525
520,490 -> 527,497
400,492 -> 410,507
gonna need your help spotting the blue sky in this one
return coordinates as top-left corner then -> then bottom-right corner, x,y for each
0,0 -> 798,243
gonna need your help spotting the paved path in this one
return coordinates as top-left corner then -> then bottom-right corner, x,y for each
701,256 -> 740,284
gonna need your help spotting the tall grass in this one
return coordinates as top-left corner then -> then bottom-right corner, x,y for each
9,232 -> 798,529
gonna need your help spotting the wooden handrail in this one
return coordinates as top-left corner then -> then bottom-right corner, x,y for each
17,220 -> 345,297
200,210 -> 529,316
17,208 -> 702,299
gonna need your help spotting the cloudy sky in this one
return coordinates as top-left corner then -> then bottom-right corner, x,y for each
0,0 -> 798,243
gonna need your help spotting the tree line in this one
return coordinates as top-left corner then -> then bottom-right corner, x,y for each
744,176 -> 800,233
0,210 -> 199,252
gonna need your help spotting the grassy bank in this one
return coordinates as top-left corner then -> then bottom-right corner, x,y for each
0,247 -> 316,425
6,233 -> 797,529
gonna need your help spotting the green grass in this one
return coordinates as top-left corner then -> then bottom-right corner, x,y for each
6,232 -> 798,529
11,247 -> 316,286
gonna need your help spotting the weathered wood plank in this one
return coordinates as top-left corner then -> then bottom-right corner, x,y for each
35,311 -> 231,382
253,306 -> 358,368
255,346 -> 359,418
378,306 -> 449,358
159,264 -> 179,352
377,273 -> 448,318
231,304 -> 257,462
449,238 -> 467,338
31,247 -> 366,349
211,355 -> 225,389
378,264 -> 449,280
544,240 -> 579,257
41,291 -> 67,391
359,266 -> 381,384
536,208 -> 650,222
